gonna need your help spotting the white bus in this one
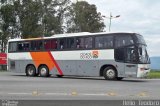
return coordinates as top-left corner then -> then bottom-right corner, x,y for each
7,32 -> 150,80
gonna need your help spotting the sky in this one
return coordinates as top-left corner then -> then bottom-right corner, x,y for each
73,0 -> 160,57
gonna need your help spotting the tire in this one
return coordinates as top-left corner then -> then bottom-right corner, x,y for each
116,77 -> 124,80
56,75 -> 63,78
26,65 -> 36,77
103,66 -> 117,80
39,65 -> 49,77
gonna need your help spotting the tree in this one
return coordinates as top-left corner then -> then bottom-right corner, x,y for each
41,0 -> 71,36
67,1 -> 105,33
18,0 -> 43,38
0,3 -> 16,52
0,0 -> 106,42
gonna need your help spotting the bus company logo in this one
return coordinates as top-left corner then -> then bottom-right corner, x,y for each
80,51 -> 99,59
80,53 -> 92,59
92,51 -> 99,58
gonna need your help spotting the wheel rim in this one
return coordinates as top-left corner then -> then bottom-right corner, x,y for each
40,67 -> 47,76
106,69 -> 115,79
28,67 -> 34,75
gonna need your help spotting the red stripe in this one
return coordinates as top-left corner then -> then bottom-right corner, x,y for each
48,52 -> 63,75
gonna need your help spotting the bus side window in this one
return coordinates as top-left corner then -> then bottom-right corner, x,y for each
84,37 -> 93,49
51,39 -> 57,50
18,42 -> 30,51
115,48 -> 125,62
9,42 -> 17,52
76,39 -> 80,48
59,38 -> 66,50
76,38 -> 84,49
31,40 -> 43,51
66,38 -> 75,49
44,39 -> 57,50
44,40 -> 51,50
95,35 -> 113,49
115,35 -> 133,48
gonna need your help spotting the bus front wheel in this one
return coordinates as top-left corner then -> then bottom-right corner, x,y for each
103,66 -> 117,80
26,65 -> 36,77
39,65 -> 49,77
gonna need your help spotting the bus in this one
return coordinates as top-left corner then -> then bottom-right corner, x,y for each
7,32 -> 150,80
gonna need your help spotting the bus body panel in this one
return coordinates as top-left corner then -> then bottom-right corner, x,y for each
8,50 -> 150,77
8,50 -> 115,77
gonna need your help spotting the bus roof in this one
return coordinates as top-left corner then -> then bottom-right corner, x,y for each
8,32 -> 137,42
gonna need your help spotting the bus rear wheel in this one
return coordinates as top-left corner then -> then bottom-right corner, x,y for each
103,66 -> 117,80
39,65 -> 49,77
26,65 -> 36,77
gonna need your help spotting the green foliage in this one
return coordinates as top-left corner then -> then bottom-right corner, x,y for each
67,1 -> 105,33
147,70 -> 160,79
20,0 -> 43,38
0,0 -> 106,52
0,3 -> 16,52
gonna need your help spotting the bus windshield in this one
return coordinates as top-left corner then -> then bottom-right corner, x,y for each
135,34 -> 146,45
138,45 -> 150,64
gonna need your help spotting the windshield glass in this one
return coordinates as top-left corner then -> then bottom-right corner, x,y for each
125,46 -> 137,63
138,45 -> 150,64
135,34 -> 146,45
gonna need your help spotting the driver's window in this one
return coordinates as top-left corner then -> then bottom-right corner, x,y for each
125,46 -> 136,62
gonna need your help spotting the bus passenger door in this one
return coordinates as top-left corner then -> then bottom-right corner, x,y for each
125,63 -> 137,77
124,46 -> 137,77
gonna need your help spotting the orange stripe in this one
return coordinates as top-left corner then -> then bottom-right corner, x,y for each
48,52 -> 63,75
30,52 -> 55,71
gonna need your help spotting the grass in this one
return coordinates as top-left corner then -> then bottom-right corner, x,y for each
147,70 -> 160,79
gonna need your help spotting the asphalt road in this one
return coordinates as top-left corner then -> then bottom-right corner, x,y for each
0,72 -> 160,100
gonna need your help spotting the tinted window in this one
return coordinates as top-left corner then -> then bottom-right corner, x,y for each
138,45 -> 149,63
9,42 -> 17,52
135,34 -> 146,45
95,35 -> 113,48
31,40 -> 43,51
18,42 -> 30,51
50,39 -> 57,50
59,38 -> 66,49
84,37 -> 93,49
115,35 -> 134,48
125,46 -> 137,62
76,38 -> 85,49
115,48 -> 124,62
76,37 -> 93,49
66,38 -> 75,49
44,39 -> 57,50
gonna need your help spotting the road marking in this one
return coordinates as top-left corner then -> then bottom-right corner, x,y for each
8,93 -> 30,95
32,90 -> 39,96
81,93 -> 106,96
107,91 -> 117,96
6,92 -> 151,97
71,91 -> 78,96
45,93 -> 68,95
7,92 -> 110,96
137,91 -> 149,97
